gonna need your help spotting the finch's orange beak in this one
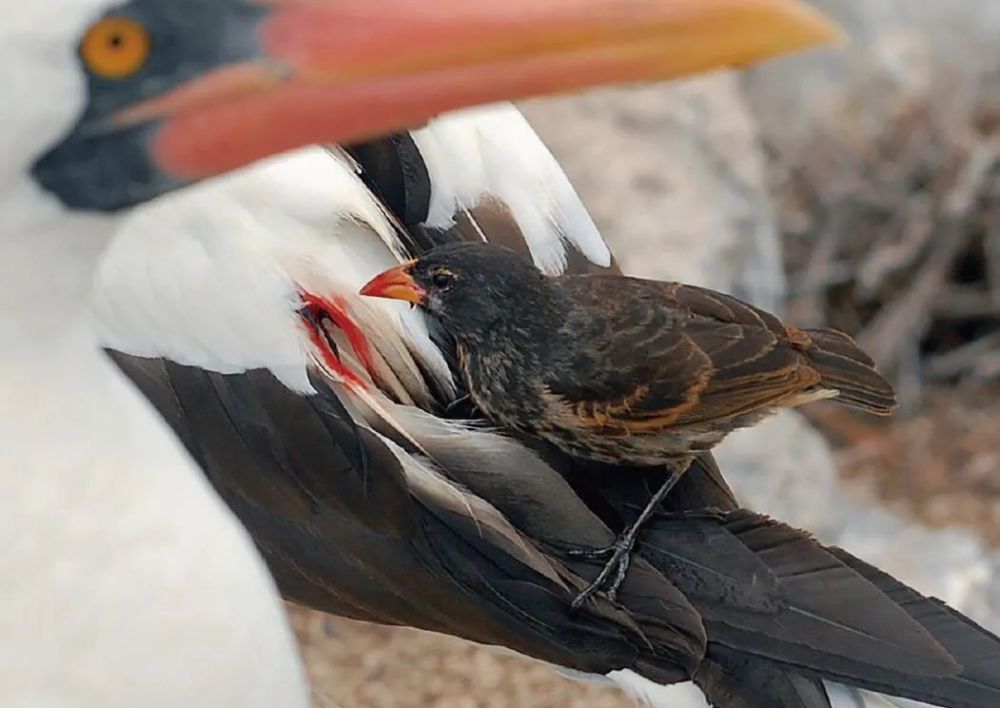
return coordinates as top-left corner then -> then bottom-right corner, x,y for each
360,262 -> 427,305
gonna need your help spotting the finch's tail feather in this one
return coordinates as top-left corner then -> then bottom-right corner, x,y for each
798,327 -> 897,415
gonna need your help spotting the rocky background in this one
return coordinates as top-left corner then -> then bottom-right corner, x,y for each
298,3 -> 1000,705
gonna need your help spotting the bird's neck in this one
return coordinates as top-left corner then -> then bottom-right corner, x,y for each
0,188 -> 309,704
0,187 -> 195,490
0,189 -> 166,477
0,182 -> 113,348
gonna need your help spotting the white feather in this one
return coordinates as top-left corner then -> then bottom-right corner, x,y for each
826,684 -> 926,708
1,5 -> 309,707
606,673 -> 926,708
98,104 -> 611,394
412,103 -> 611,274
608,672 -> 710,708
97,147 -> 454,396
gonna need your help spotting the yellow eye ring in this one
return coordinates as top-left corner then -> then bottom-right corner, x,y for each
80,17 -> 151,80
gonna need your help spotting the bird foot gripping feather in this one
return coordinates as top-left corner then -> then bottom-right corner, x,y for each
567,467 -> 685,610
567,536 -> 636,609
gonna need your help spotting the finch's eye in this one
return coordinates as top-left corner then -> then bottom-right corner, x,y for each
431,271 -> 455,290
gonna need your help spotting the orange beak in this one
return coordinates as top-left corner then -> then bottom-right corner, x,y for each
133,0 -> 839,181
360,262 -> 427,305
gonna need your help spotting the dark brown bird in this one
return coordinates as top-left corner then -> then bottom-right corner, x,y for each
361,241 -> 897,603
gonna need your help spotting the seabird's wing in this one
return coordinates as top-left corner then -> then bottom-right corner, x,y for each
99,106 -> 1000,708
99,120 -> 706,683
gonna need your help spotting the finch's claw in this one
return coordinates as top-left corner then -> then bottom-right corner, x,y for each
567,468 -> 686,610
569,537 -> 635,609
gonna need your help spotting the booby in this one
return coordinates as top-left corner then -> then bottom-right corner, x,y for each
101,105 -> 1000,707
2,1 -> 839,705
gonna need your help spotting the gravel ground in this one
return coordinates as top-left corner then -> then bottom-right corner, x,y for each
292,609 -> 631,708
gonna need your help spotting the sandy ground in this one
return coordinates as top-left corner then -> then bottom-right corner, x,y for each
292,609 -> 632,708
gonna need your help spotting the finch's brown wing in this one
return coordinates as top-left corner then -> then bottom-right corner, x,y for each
549,278 -> 820,432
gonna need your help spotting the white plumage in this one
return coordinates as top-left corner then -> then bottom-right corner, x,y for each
0,3 -> 311,706
99,104 -> 613,387
609,671 -> 921,708
412,103 -> 611,274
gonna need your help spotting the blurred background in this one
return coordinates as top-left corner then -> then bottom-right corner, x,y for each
295,2 -> 1000,705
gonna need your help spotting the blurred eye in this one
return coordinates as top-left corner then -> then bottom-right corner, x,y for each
80,17 -> 151,80
431,271 -> 455,290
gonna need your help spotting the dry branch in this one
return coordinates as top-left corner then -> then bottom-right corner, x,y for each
771,77 -> 1000,408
